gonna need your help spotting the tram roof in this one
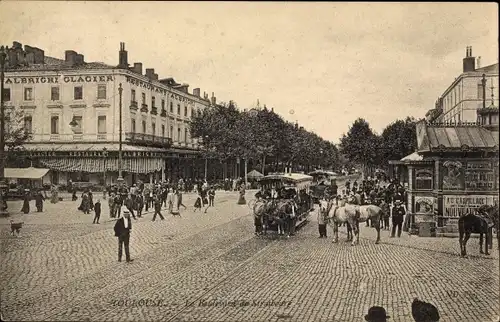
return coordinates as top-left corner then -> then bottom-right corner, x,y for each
259,173 -> 313,183
308,170 -> 338,177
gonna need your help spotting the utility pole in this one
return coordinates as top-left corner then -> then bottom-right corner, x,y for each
0,46 -> 9,217
117,83 -> 124,184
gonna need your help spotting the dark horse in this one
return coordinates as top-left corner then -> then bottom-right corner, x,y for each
458,204 -> 499,257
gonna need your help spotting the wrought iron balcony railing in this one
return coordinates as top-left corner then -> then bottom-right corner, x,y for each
130,101 -> 138,110
140,103 -> 148,113
151,107 -> 158,115
125,132 -> 172,148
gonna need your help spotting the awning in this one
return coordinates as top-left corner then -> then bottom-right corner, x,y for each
39,157 -> 164,174
5,167 -> 50,179
22,143 -> 169,153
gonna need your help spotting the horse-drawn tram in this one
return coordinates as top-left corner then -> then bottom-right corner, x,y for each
308,170 -> 338,203
252,173 -> 314,237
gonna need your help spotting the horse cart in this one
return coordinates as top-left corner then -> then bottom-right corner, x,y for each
308,170 -> 338,204
253,173 -> 314,236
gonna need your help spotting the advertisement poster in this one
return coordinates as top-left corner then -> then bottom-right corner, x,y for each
443,195 -> 499,217
441,161 -> 465,190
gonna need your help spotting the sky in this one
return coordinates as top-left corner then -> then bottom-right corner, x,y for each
0,2 -> 498,143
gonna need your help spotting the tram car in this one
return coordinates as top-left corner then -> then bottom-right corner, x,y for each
253,173 -> 314,233
308,170 -> 338,203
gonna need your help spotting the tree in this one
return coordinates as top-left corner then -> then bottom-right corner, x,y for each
5,107 -> 30,166
379,117 -> 417,164
339,118 -> 379,176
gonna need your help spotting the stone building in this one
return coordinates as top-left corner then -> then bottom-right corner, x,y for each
3,41 -> 219,186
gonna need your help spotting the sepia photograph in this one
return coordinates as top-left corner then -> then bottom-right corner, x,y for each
0,2 -> 498,321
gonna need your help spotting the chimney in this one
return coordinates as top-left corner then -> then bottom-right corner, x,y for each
118,42 -> 128,68
7,47 -> 17,67
26,52 -> 35,64
211,92 -> 216,105
75,54 -> 84,65
12,41 -> 22,50
153,73 -> 159,81
463,46 -> 475,72
477,56 -> 481,69
133,62 -> 142,75
193,88 -> 200,97
33,48 -> 44,64
65,50 -> 77,65
145,68 -> 154,79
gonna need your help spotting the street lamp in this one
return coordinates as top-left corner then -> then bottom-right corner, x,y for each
102,147 -> 108,199
0,45 -> 9,217
117,83 -> 124,185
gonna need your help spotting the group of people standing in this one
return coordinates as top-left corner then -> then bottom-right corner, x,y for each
18,185 -> 60,215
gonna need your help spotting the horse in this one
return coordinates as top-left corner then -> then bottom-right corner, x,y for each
319,200 -> 358,245
459,204 -> 499,257
353,204 -> 383,245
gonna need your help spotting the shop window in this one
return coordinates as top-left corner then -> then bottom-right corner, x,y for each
414,169 -> 433,190
3,88 -> 11,101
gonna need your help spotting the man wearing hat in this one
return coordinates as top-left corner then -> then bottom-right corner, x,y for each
365,306 -> 390,322
113,209 -> 133,262
391,200 -> 406,238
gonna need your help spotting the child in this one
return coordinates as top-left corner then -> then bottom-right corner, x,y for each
194,193 -> 202,212
93,199 -> 101,224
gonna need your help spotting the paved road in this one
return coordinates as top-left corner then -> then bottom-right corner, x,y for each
1,189 -> 498,322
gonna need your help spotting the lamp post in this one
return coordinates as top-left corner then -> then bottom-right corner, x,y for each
117,83 -> 124,185
203,135 -> 208,181
102,147 -> 108,199
0,46 -> 9,217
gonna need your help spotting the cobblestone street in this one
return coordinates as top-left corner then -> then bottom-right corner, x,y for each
1,191 -> 498,322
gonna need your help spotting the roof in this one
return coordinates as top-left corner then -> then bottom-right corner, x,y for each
5,56 -> 115,72
416,121 -> 499,153
5,167 -> 49,179
247,169 -> 264,178
308,170 -> 338,177
475,63 -> 499,73
260,173 -> 313,183
401,152 -> 423,162
20,143 -> 170,153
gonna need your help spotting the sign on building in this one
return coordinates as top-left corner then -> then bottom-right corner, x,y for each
443,195 -> 499,217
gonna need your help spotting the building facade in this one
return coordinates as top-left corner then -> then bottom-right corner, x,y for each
426,47 -> 499,123
3,41 -> 218,186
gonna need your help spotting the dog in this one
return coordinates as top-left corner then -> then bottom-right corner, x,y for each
10,220 -> 24,236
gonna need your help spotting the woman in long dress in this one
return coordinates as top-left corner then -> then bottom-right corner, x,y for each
171,189 -> 180,216
50,185 -> 59,204
166,188 -> 174,214
237,183 -> 246,205
21,190 -> 30,214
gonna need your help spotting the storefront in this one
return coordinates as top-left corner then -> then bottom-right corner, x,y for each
400,120 -> 499,235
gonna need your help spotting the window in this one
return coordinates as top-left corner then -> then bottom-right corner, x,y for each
51,87 -> 60,101
97,115 -> 107,134
170,125 -> 173,138
97,84 -> 107,99
131,89 -> 136,102
24,116 -> 33,134
177,128 -> 181,141
71,116 -> 83,134
161,99 -> 165,110
3,88 -> 11,101
478,83 -> 484,100
152,122 -> 156,135
152,96 -> 156,108
131,119 -> 136,133
162,124 -> 165,137
184,128 -> 188,143
170,102 -> 173,113
184,106 -> 187,116
50,116 -> 59,134
74,86 -> 83,100
24,87 -> 33,101
414,170 -> 433,190
142,93 -> 146,105
177,104 -> 181,115
142,120 -> 146,134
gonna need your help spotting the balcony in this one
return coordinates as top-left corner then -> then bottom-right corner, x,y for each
130,101 -> 138,111
151,107 -> 158,115
160,109 -> 167,117
125,132 -> 172,149
140,103 -> 148,113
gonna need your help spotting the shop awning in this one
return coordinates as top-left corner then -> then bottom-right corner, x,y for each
5,167 -> 50,179
39,157 -> 163,174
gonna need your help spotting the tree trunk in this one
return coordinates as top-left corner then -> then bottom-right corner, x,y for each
244,159 -> 248,186
262,155 -> 266,175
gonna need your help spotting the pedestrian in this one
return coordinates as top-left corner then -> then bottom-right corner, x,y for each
124,194 -> 137,220
21,189 -> 31,214
237,183 -> 246,205
93,199 -> 101,224
194,193 -> 202,212
171,189 -> 181,216
177,189 -> 187,210
317,208 -> 327,238
208,187 -> 215,207
72,190 -> 78,201
135,194 -> 144,218
113,209 -> 133,263
34,189 -> 45,212
364,306 -> 390,322
391,200 -> 405,238
152,196 -> 165,221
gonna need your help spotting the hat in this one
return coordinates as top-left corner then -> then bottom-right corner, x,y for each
365,306 -> 390,321
123,210 -> 130,214
395,200 -> 402,204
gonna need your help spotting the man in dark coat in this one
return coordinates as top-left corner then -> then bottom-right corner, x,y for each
391,200 -> 405,238
114,210 -> 133,262
152,195 -> 165,221
35,190 -> 45,212
93,199 -> 101,224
